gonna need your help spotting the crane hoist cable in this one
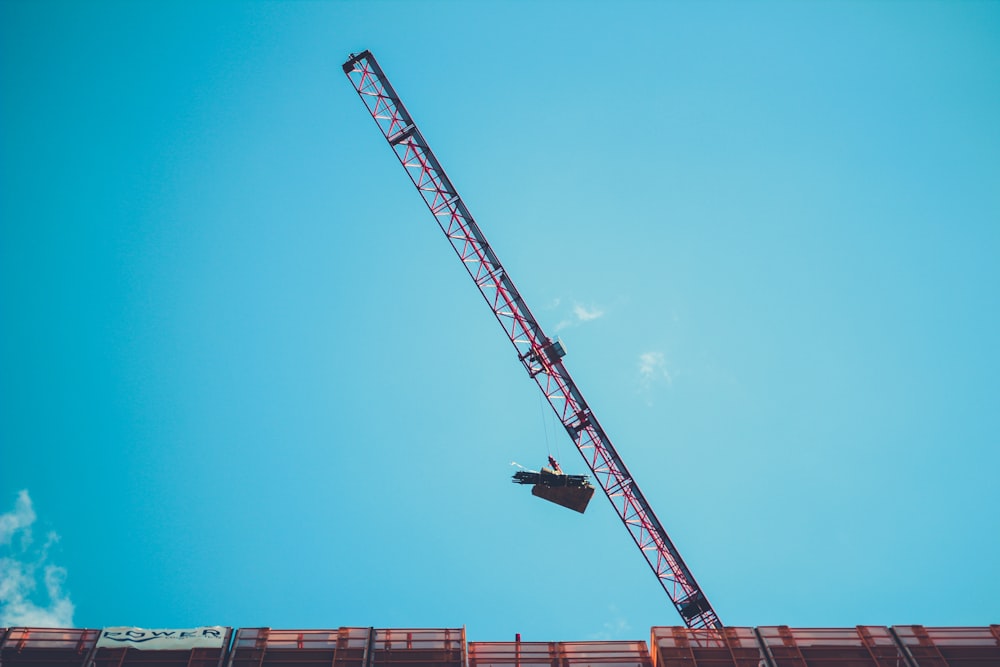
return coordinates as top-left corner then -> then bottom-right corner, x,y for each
343,50 -> 722,631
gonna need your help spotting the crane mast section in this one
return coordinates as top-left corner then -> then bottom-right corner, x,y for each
343,51 -> 722,630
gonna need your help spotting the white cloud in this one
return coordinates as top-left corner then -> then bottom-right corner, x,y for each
587,604 -> 632,640
0,491 -> 75,627
572,304 -> 604,322
639,351 -> 673,387
0,490 -> 35,546
554,302 -> 605,331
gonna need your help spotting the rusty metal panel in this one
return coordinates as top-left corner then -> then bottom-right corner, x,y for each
651,627 -> 762,667
373,628 -> 466,667
0,627 -> 100,667
89,646 -> 229,667
891,626 -> 1000,667
225,627 -> 465,667
755,626 -> 911,667
470,640 -> 651,667
530,483 -> 595,514
226,627 -> 371,667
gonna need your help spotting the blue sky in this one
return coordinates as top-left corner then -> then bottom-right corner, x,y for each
2,0 -> 998,640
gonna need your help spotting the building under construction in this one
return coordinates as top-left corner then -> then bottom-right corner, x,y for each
15,46 -> 997,667
2,625 -> 998,667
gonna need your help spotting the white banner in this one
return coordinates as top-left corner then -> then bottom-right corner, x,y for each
97,627 -> 226,650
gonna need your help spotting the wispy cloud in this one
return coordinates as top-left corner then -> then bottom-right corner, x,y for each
588,604 -> 632,640
0,490 -> 35,545
572,304 -> 604,322
639,351 -> 673,388
555,302 -> 605,331
0,490 -> 75,627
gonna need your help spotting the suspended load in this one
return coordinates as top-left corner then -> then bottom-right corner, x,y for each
512,457 -> 595,514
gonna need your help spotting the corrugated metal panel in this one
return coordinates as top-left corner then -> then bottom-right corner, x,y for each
891,626 -> 1000,667
651,626 -> 762,667
0,627 -> 100,667
469,640 -> 651,667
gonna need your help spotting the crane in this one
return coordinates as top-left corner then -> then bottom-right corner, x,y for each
343,50 -> 722,631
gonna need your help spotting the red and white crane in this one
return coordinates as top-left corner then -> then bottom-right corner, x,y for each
344,50 -> 722,630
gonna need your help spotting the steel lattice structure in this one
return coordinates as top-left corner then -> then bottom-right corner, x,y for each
344,50 -> 722,630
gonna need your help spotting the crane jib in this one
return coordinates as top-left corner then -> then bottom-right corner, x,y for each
344,50 -> 723,631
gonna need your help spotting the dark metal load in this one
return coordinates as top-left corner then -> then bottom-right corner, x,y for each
512,465 -> 595,514
511,469 -> 591,488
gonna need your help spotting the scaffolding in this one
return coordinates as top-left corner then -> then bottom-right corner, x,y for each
651,626 -> 762,667
225,628 -> 466,667
0,627 -> 231,667
1,626 -> 996,667
469,640 -> 652,667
